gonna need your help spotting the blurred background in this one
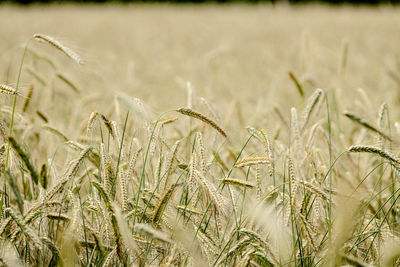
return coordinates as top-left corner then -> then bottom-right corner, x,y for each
1,0 -> 400,137
2,0 -> 400,5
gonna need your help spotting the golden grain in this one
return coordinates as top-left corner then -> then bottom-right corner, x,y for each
33,33 -> 84,65
176,107 -> 227,137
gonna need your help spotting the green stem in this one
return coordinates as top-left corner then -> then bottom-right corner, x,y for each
325,90 -> 333,244
132,120 -> 160,226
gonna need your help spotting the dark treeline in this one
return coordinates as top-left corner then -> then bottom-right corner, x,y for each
2,0 -> 399,4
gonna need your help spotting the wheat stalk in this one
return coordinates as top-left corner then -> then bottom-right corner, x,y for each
212,150 -> 229,171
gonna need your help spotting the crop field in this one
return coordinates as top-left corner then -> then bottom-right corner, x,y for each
1,4 -> 400,266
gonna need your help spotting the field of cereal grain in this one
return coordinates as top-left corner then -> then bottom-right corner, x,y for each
1,4 -> 400,266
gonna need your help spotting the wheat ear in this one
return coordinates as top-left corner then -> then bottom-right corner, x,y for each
194,170 -> 225,217
22,84 -> 34,113
175,205 -> 204,216
300,88 -> 323,132
128,146 -> 142,178
187,153 -> 197,203
119,169 -> 128,212
8,137 -> 39,184
196,132 -> 206,175
239,228 -> 279,265
92,181 -> 124,262
42,148 -> 92,202
152,183 -> 176,225
39,163 -> 48,189
5,208 -> 42,250
86,111 -> 98,135
288,71 -> 304,97
0,84 -> 21,96
222,178 -> 255,189
36,110 -> 48,123
110,121 -> 127,162
344,111 -> 392,141
235,157 -> 269,167
287,157 -> 298,221
42,125 -> 69,142
297,180 -> 329,200
176,107 -> 227,137
349,145 -> 400,165
100,143 -> 113,196
134,223 -> 171,243
56,73 -> 79,93
25,67 -> 47,85
256,164 -> 262,200
0,217 -> 12,236
291,107 -> 300,142
161,139 -> 181,190
102,247 -> 116,267
100,114 -> 114,138
6,170 -> 23,213
33,34 -> 84,65
259,129 -> 275,181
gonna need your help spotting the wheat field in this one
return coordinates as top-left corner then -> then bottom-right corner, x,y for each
1,3 -> 400,266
